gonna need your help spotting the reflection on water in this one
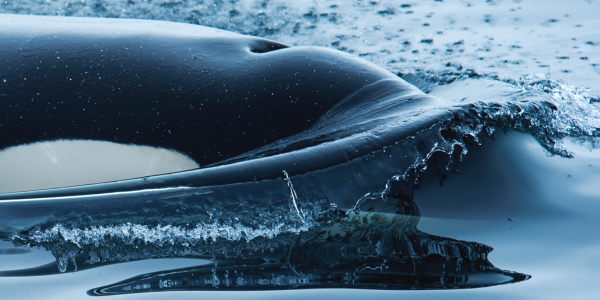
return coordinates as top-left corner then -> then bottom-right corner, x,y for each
85,210 -> 528,295
3,203 -> 528,295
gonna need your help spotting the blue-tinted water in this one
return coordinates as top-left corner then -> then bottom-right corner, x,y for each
1,1 -> 600,299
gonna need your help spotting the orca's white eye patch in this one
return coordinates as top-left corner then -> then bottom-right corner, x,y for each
0,140 -> 200,193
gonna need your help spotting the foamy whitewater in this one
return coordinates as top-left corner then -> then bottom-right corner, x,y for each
1,1 -> 599,299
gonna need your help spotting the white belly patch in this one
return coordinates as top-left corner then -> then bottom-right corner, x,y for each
0,140 -> 200,193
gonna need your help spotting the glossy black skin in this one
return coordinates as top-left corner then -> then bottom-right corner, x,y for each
0,17 -> 396,167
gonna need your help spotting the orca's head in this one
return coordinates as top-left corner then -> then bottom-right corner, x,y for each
0,16 -> 426,195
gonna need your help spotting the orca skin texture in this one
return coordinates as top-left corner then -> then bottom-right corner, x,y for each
0,15 -> 410,167
0,15 -> 446,201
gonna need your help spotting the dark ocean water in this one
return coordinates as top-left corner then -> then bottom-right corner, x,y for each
1,1 -> 600,299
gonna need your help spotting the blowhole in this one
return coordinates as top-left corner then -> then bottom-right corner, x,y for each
249,40 -> 290,53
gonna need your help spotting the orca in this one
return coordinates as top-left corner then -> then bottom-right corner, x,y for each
0,14 -> 445,200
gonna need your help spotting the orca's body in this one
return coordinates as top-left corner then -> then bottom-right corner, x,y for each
1,15 -> 395,167
0,15 -> 449,235
0,14 -> 442,196
0,16 -> 533,285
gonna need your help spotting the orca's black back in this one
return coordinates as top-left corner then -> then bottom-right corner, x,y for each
0,23 -> 397,167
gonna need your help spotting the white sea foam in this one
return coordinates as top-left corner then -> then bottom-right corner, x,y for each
16,221 -> 313,248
